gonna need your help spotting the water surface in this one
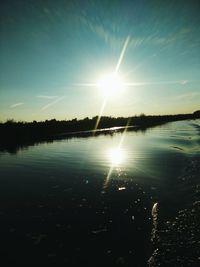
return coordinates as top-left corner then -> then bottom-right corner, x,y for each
0,120 -> 199,266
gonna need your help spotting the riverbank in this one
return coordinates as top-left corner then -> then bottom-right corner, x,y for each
0,113 -> 199,153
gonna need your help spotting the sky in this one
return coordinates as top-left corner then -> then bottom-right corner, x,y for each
0,0 -> 200,122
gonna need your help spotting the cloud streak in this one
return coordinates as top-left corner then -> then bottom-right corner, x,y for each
125,80 -> 189,87
10,102 -> 24,108
176,92 -> 200,100
41,96 -> 65,110
37,95 -> 59,99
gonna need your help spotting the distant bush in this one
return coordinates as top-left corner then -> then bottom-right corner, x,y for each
5,119 -> 16,124
193,110 -> 200,117
0,112 -> 199,148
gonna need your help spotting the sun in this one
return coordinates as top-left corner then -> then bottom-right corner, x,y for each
98,72 -> 125,98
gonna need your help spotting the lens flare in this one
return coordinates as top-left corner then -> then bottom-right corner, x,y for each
98,73 -> 124,98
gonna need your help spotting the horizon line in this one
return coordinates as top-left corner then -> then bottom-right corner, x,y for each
1,110 -> 199,123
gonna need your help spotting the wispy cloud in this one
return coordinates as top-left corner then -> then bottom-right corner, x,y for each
82,18 -> 169,50
42,96 -> 65,110
176,92 -> 200,100
37,95 -> 58,99
125,80 -> 189,87
81,12 -> 200,52
10,102 -> 24,108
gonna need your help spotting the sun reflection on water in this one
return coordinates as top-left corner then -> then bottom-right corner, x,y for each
108,148 -> 125,166
103,147 -> 126,189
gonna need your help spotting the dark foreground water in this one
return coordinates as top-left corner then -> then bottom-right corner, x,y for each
0,120 -> 199,266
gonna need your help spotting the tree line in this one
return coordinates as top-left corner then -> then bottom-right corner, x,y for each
0,111 -> 199,153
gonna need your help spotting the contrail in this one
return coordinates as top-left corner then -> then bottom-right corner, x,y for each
42,96 -> 65,110
72,83 -> 97,87
37,95 -> 58,99
124,80 -> 189,87
10,102 -> 24,108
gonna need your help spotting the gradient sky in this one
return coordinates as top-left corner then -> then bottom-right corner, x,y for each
0,0 -> 200,122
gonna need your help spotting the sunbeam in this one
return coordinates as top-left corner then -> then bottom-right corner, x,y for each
115,36 -> 130,74
93,98 -> 107,133
93,36 -> 130,132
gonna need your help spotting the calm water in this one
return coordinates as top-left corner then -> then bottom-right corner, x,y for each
0,120 -> 200,266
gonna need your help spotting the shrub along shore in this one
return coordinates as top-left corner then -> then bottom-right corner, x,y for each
0,111 -> 199,153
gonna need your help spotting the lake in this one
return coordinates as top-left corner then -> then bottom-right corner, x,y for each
0,119 -> 199,266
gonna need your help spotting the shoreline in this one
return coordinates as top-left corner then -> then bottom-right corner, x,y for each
0,114 -> 199,153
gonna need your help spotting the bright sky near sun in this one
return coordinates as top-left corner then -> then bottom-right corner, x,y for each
0,0 -> 200,122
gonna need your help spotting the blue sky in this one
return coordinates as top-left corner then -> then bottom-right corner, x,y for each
0,0 -> 200,122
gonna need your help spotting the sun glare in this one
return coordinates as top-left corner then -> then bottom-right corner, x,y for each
98,73 -> 125,98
